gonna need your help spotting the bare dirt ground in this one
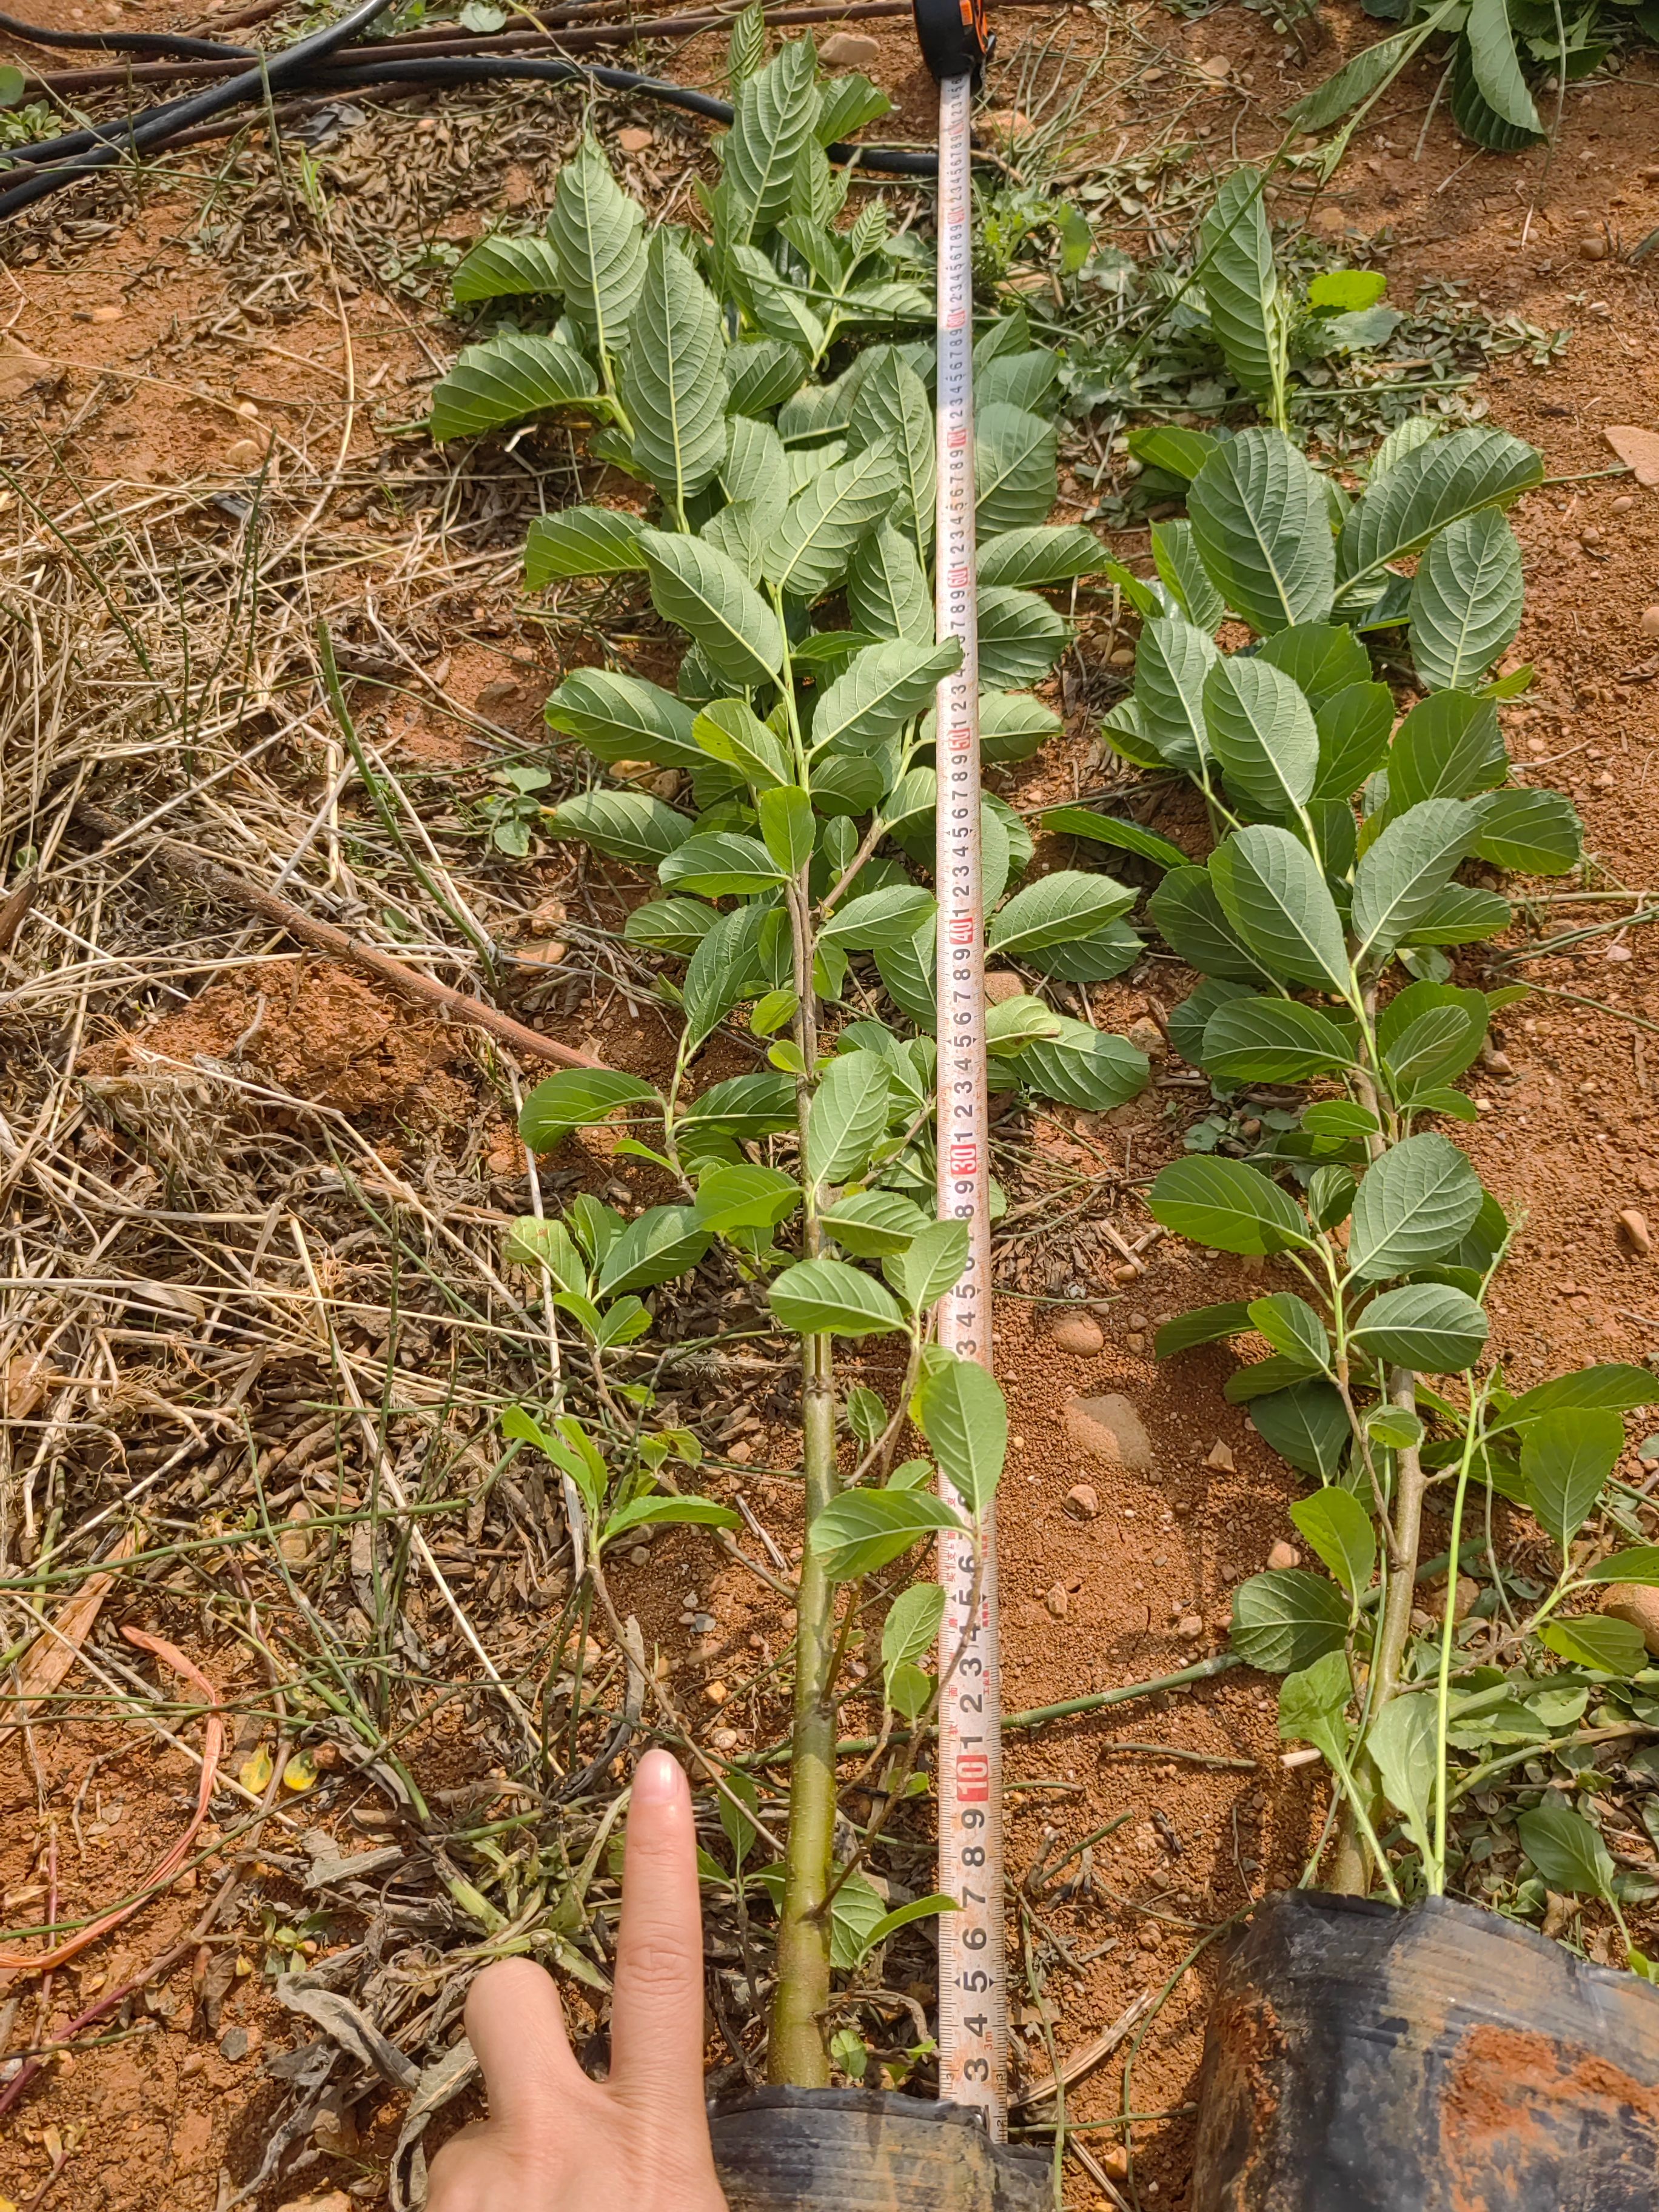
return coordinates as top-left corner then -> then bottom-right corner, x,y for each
1,0 -> 1658,2204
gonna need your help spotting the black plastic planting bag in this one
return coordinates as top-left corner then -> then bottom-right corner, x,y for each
711,2086 -> 1050,2211
1191,1889 -> 1659,2211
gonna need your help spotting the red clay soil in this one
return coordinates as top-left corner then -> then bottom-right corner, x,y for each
2,0 -> 1658,2204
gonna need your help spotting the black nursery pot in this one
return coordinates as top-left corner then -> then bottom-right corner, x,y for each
710,2086 -> 1050,2212
1191,1889 -> 1659,2212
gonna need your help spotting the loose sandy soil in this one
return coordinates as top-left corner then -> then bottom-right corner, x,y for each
1,0 -> 1657,2204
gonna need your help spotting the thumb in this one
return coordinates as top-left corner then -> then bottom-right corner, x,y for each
464,1956 -> 590,2132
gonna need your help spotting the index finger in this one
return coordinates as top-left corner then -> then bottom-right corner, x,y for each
609,1748 -> 709,2123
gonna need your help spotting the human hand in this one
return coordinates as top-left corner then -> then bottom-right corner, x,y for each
429,1748 -> 729,2212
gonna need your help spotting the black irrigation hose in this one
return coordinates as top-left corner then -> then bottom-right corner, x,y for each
0,5 -> 250,58
0,0 -> 398,217
0,44 -> 944,202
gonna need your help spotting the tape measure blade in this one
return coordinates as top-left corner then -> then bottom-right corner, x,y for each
931,65 -> 1008,2141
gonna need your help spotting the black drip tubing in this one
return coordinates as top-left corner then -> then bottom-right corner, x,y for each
0,5 -> 251,58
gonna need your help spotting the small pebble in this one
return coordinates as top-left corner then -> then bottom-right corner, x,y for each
1640,606 -> 1659,637
703,1680 -> 729,1706
728,1439 -> 752,1463
1177,1612 -> 1205,1640
90,303 -> 124,323
1125,1016 -> 1165,1059
1044,1584 -> 1070,1620
1204,1439 -> 1235,1472
220,2027 -> 250,2062
226,438 -> 266,468
1065,1483 -> 1100,1519
1111,1261 -> 1144,1285
819,28 -> 880,63
1102,2146 -> 1130,2182
1620,1207 -> 1653,1256
1129,1311 -> 1149,1331
1602,1583 -> 1659,1653
692,1612 -> 717,1635
1127,1332 -> 1147,1353
1580,232 -> 1609,260
616,125 -> 654,152
712,1727 -> 739,1751
1267,1540 -> 1300,1571
1050,1312 -> 1104,1356
1612,494 -> 1637,513
628,1546 -> 650,1565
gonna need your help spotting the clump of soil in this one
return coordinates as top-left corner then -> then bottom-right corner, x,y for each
87,959 -> 473,1124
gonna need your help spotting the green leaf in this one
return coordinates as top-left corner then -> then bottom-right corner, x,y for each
683,903 -> 768,1050
1151,518 -> 1227,631
886,1220 -> 971,1314
1188,429 -> 1336,637
859,1894 -> 959,1957
594,1204 -> 711,1295
1466,788 -> 1583,876
519,1069 -> 660,1150
692,697 -> 791,789
1209,826 -> 1352,995
985,993 -> 1062,1056
1350,799 -> 1478,964
549,135 -> 646,358
1336,427 -> 1544,602
1410,509 -> 1525,692
620,232 -> 729,508
429,327 -> 598,441
723,412 -> 789,511
683,1070 -> 798,1141
1387,691 -> 1507,811
882,1582 -> 947,1685
503,1217 -> 587,1290
816,69 -> 890,141
820,885 -> 937,952
846,347 -> 935,552
723,35 -> 820,242
1465,0 -> 1543,133
1230,1568 -> 1350,1672
1204,656 -> 1320,819
764,444 -> 903,600
552,788 -> 692,868
638,529 -> 783,688
659,831 -> 785,898
1367,1403 -> 1425,1452
1537,1617 -> 1646,1677
1148,866 -> 1274,984
1134,614 -> 1219,776
1249,1381 -> 1352,1480
1290,1486 -> 1376,1598
525,506 -> 645,587
823,1189 -> 930,1258
977,525 -> 1103,588
989,871 -> 1134,958
809,1486 -> 962,1579
1249,1292 -> 1331,1370
1290,16 -> 1433,129
975,403 -> 1058,535
1149,1157 -> 1310,1256
1518,1801 -> 1617,1898
1521,1407 -> 1625,1552
1583,1549 -> 1659,1587
1367,1695 -> 1437,1861
1013,1019 -> 1148,1111
1347,1133 -> 1484,1281
1379,982 -> 1487,1088
1313,681 -> 1395,802
1278,1649 -> 1353,1761
848,524 -> 933,642
1155,1301 -> 1255,1357
545,668 -> 703,769
1200,996 -> 1356,1084
726,338 -> 809,417
979,349 -> 1059,410
694,1162 -> 801,1235
1256,622 -> 1371,708
1492,1365 -> 1658,1435
1351,1282 -> 1489,1372
976,587 -> 1070,689
1400,883 -> 1513,947
770,1255 -> 905,1337
915,1347 -> 1007,1515
602,1495 -> 742,1546
758,784 -> 814,876
1041,806 -> 1187,873
807,1051 -> 892,1188
1199,167 -> 1281,407
1126,425 -> 1221,480
813,637 -> 961,752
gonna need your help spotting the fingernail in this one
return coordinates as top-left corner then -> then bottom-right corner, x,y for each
634,1748 -> 682,1804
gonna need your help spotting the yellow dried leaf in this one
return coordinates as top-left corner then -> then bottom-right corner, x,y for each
281,1749 -> 320,1794
238,1746 -> 273,1794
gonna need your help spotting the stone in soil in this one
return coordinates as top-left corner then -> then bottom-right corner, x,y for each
1602,1583 -> 1659,1652
1267,1540 -> 1299,1570
1064,1393 -> 1153,1473
1618,1207 -> 1652,1255
1050,1311 -> 1104,1356
819,29 -> 880,63
1044,1583 -> 1070,1619
1065,1483 -> 1100,1518
1204,1439 -> 1235,1472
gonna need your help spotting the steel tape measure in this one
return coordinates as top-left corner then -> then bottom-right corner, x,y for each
911,0 -> 991,85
